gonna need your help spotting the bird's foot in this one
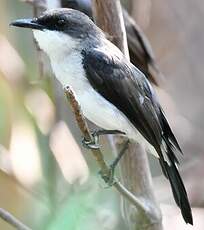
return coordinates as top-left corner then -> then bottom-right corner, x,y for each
82,135 -> 100,150
82,129 -> 125,150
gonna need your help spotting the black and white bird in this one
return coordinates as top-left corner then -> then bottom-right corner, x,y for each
10,8 -> 193,224
61,0 -> 162,86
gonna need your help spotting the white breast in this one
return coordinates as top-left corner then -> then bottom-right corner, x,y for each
50,51 -> 138,139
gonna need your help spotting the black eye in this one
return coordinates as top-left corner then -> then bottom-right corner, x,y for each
57,19 -> 66,26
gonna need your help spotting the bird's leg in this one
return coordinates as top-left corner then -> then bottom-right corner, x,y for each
99,139 -> 130,186
82,129 -> 125,150
107,139 -> 130,185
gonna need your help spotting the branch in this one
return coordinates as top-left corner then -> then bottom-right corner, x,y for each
0,208 -> 31,230
131,0 -> 152,30
91,0 -> 129,59
64,87 -> 149,212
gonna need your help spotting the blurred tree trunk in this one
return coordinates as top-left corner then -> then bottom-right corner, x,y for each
91,1 -> 162,229
130,0 -> 152,30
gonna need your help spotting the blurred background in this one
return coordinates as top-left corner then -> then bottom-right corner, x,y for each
0,0 -> 204,229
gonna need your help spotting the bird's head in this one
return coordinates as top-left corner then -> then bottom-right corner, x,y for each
10,8 -> 102,57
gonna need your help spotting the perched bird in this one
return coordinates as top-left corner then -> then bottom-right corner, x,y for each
61,0 -> 162,86
10,8 -> 192,224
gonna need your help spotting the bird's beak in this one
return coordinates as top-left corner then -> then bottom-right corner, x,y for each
10,18 -> 44,30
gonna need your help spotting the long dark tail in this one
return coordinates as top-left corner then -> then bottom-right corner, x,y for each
158,109 -> 193,225
160,157 -> 193,224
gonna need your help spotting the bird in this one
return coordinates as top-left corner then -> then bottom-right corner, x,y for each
60,0 -> 162,86
10,8 -> 193,224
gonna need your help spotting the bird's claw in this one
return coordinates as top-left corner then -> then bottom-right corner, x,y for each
82,134 -> 100,150
82,129 -> 124,150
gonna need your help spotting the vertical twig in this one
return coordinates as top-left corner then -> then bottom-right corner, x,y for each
0,208 -> 31,230
131,0 -> 152,30
91,1 -> 163,229
91,0 -> 129,59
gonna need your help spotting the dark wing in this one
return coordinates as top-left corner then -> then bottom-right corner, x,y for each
83,48 -> 172,153
82,48 -> 192,224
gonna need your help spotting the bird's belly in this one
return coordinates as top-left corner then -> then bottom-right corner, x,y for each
77,88 -> 132,132
76,87 -> 159,157
51,55 -> 159,157
51,53 -> 137,138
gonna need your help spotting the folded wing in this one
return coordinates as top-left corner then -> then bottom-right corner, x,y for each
82,48 -> 192,224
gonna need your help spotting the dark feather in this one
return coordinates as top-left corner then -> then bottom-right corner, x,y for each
164,161 -> 193,224
160,108 -> 182,153
82,48 -> 193,224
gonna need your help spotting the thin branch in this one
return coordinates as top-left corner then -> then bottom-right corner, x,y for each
64,87 -> 150,213
0,208 -> 31,230
64,87 -> 116,177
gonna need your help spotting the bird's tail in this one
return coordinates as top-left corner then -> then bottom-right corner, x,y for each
159,144 -> 193,225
